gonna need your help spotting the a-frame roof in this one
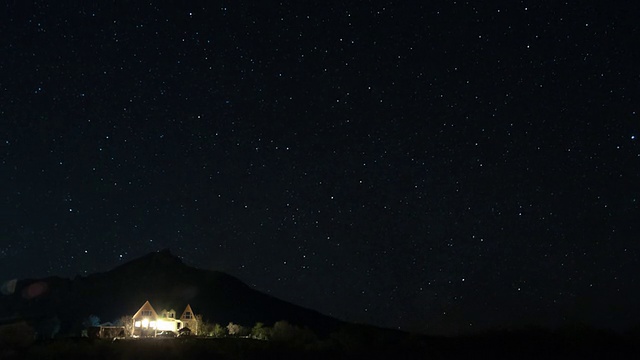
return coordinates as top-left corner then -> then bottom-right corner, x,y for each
180,304 -> 195,319
132,300 -> 159,320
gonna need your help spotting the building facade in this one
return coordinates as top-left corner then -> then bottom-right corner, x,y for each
131,301 -> 198,337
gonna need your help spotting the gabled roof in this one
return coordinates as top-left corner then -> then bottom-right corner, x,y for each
132,300 -> 159,320
180,304 -> 195,319
159,308 -> 177,318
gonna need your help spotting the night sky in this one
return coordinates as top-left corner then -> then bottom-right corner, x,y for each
1,1 -> 639,335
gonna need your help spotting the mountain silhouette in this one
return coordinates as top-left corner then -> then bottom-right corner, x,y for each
0,249 -> 344,336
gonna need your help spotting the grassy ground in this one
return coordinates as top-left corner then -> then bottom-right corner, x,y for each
3,332 -> 640,359
4,337 -> 351,360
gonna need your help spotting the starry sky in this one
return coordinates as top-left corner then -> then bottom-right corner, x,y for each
1,1 -> 639,335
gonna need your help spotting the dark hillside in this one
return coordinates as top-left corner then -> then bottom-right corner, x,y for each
0,250 -> 343,336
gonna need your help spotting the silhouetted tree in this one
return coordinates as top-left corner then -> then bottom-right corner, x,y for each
198,321 -> 214,337
211,323 -> 226,338
116,315 -> 134,337
251,322 -> 271,340
82,314 -> 101,328
226,322 -> 248,337
270,320 -> 318,346
195,314 -> 204,335
37,316 -> 61,339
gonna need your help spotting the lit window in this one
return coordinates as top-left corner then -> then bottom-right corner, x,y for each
135,321 -> 141,328
142,319 -> 149,328
150,321 -> 156,328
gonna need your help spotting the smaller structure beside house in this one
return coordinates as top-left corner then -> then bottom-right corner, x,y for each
88,325 -> 125,339
131,301 -> 198,337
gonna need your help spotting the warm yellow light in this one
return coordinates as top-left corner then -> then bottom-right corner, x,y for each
156,319 -> 181,331
142,319 -> 149,328
150,321 -> 156,328
135,321 -> 141,328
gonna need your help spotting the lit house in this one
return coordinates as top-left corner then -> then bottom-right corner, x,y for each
131,301 -> 198,337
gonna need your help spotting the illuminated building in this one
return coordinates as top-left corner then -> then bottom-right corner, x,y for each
131,300 -> 198,337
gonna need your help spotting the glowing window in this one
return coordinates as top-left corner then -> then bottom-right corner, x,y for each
150,321 -> 156,328
135,321 -> 141,328
142,319 -> 149,328
156,319 -> 176,331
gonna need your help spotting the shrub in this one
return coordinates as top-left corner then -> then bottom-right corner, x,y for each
0,321 -> 36,350
251,322 -> 271,340
270,320 -> 318,347
226,322 -> 249,337
211,323 -> 227,338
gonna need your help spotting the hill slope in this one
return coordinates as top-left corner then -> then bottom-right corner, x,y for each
0,250 -> 343,336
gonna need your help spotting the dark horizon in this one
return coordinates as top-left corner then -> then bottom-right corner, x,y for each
2,1 -> 639,336
4,248 -> 640,336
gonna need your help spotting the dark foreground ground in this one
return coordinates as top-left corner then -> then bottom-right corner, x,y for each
2,332 -> 640,360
